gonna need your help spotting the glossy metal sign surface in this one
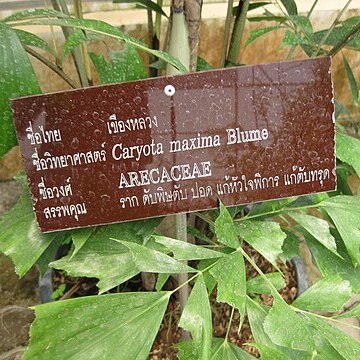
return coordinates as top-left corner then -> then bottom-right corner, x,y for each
11,57 -> 335,232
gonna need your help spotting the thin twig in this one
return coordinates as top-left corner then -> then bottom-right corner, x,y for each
25,45 -> 78,88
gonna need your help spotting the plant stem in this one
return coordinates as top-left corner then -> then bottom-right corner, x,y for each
307,0 -> 319,18
220,0 -> 234,67
312,0 -> 352,57
147,9 -> 158,77
328,21 -> 360,56
225,307 -> 235,340
74,0 -> 93,85
226,0 -> 250,67
155,0 -> 163,40
25,45 -> 78,88
50,0 -> 89,87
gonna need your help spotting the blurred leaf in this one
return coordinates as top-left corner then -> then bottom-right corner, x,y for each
321,196 -> 360,266
61,30 -> 99,61
336,303 -> 360,318
314,23 -> 360,51
289,212 -> 339,257
16,17 -> 187,72
307,314 -> 360,360
264,297 -> 315,351
198,259 -> 217,294
211,339 -> 257,360
113,0 -> 167,17
197,56 -> 213,71
248,15 -> 287,22
337,132 -> 360,177
279,0 -> 297,15
293,275 -> 351,312
0,182 -> 65,276
4,8 -> 69,22
236,220 -> 286,265
71,227 -> 96,258
247,273 -> 285,294
282,30 -> 310,47
24,291 -> 170,360
50,219 -> 161,293
305,232 -> 360,293
153,235 -> 223,260
177,338 -> 256,360
13,29 -> 56,56
179,275 -> 212,360
187,225 -> 213,243
90,45 -> 147,84
114,239 -> 195,273
279,232 -> 300,262
254,344 -> 289,360
233,2 -> 271,16
155,273 -> 170,291
291,15 -> 313,39
209,251 -> 246,323
246,298 -> 312,359
247,198 -> 296,218
0,22 -> 41,158
215,202 -> 239,249
342,54 -> 359,106
246,26 -> 280,46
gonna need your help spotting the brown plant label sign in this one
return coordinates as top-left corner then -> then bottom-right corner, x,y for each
11,57 -> 336,233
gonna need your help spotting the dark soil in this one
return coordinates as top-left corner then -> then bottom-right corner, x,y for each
53,245 -> 297,360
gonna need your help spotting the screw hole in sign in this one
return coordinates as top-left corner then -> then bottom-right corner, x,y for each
164,85 -> 175,96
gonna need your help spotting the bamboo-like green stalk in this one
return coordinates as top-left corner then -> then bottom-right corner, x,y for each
74,0 -> 93,85
147,9 -> 158,77
226,0 -> 250,67
166,0 -> 190,339
50,0 -> 89,87
220,0 -> 234,68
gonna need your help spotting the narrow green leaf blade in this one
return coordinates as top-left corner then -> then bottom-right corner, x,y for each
16,17 -> 187,73
179,275 -> 212,360
336,303 -> 360,319
116,239 -> 195,273
215,202 -> 239,249
293,275 -> 351,312
0,22 -> 41,158
24,291 -> 170,360
264,297 -> 315,351
4,8 -> 70,22
307,314 -> 360,360
279,0 -> 298,15
236,220 -> 286,265
289,212 -> 339,257
154,235 -> 223,260
305,232 -> 360,293
342,54 -> 359,106
71,227 -> 96,258
245,26 -> 280,46
336,132 -> 360,177
247,273 -> 285,295
113,0 -> 168,17
0,184 -> 65,276
13,28 -> 56,56
62,30 -> 99,61
50,219 -> 161,293
209,251 -> 246,322
321,196 -> 360,266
